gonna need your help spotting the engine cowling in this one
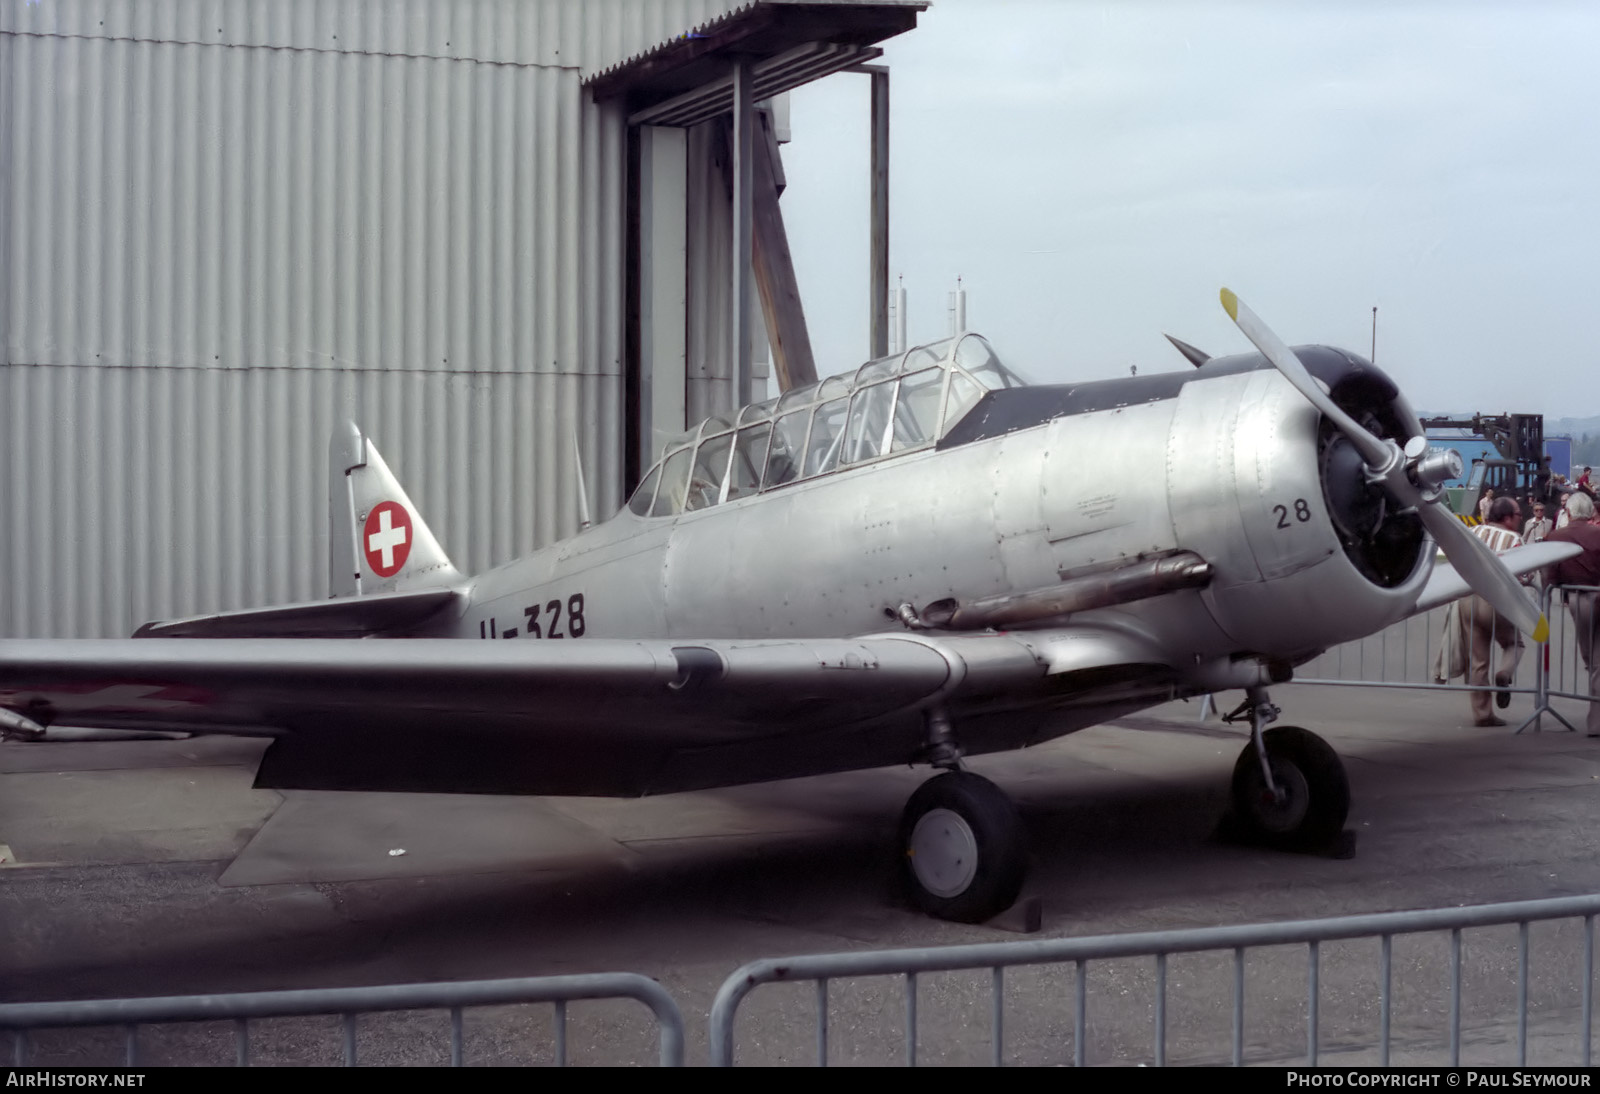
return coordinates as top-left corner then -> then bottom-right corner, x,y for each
1166,346 -> 1431,659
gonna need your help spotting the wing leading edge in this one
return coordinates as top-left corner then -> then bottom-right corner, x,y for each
0,626 -> 1175,796
1411,540 -> 1581,617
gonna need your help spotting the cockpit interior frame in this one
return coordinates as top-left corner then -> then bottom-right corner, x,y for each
627,332 -> 1028,519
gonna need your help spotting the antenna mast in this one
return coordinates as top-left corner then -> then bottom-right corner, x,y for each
572,428 -> 592,530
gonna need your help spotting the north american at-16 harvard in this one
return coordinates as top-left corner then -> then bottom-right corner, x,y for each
0,291 -> 1574,923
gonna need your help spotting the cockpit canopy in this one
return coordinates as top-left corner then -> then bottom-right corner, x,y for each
628,333 -> 1027,518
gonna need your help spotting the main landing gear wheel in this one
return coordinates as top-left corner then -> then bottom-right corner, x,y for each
897,771 -> 1026,923
1230,725 -> 1350,849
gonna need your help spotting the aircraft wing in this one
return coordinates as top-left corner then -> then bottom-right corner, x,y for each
1411,540 -> 1582,616
0,627 -> 1174,797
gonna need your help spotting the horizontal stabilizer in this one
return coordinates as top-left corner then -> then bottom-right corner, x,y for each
134,588 -> 461,639
1411,540 -> 1581,616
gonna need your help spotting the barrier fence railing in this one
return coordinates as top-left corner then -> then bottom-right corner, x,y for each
0,973 -> 685,1067
708,894 -> 1600,1067
1293,581 -> 1596,737
1529,582 -> 1600,735
10,896 -> 1600,1066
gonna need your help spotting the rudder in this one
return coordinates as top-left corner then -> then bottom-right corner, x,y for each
329,421 -> 461,596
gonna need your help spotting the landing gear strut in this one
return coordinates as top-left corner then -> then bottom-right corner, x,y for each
896,709 -> 1027,923
1223,687 -> 1350,850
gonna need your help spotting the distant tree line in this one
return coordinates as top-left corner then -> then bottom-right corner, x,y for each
1576,433 -> 1600,470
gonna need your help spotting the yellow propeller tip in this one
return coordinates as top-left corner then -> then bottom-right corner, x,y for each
1533,616 -> 1549,645
1220,288 -> 1238,320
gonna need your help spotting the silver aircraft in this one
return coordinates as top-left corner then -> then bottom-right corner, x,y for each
0,292 -> 1575,923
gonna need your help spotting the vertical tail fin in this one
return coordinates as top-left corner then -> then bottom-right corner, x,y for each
329,421 -> 461,597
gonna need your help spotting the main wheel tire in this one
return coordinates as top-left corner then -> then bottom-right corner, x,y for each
897,771 -> 1026,923
1230,726 -> 1350,848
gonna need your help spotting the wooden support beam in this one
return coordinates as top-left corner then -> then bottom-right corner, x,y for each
764,104 -> 787,196
751,111 -> 817,390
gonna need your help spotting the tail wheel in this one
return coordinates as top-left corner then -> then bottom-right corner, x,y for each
897,771 -> 1026,923
1230,725 -> 1349,848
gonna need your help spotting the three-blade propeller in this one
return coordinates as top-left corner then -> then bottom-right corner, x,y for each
1220,289 -> 1549,643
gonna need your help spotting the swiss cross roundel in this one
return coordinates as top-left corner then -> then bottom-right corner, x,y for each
363,500 -> 413,577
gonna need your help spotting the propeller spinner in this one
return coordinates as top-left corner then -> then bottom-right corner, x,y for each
1219,289 -> 1548,643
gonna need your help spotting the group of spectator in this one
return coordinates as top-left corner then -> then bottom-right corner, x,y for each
1535,458 -> 1595,528
1456,483 -> 1600,734
1474,460 -> 1595,544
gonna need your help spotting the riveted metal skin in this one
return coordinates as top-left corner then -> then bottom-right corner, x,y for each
0,336 -> 1458,798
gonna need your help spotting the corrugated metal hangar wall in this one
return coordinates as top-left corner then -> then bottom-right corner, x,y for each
0,0 -> 749,637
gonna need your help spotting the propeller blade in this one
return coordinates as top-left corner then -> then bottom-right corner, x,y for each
1419,503 -> 1549,643
1219,289 -> 1390,470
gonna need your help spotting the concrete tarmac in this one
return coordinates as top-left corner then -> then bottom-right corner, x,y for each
3,683 -> 1600,1066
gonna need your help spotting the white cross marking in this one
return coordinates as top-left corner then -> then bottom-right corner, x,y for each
368,508 -> 409,570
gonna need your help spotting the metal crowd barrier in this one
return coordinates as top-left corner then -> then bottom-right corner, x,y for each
11,894 -> 1600,1067
1294,581 -> 1597,736
0,973 -> 685,1067
708,894 -> 1600,1067
1530,582 -> 1600,735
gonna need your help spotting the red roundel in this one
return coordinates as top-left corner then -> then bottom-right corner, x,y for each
363,500 -> 413,577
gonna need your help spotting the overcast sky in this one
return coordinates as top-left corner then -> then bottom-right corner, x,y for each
780,0 -> 1600,418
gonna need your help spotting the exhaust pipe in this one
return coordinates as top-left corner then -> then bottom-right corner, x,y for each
912,551 -> 1213,631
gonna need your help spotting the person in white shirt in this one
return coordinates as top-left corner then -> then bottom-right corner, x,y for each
1524,502 -> 1552,544
1542,493 -> 1600,737
1478,488 -> 1496,523
1465,496 -> 1526,725
1558,490 -> 1578,530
